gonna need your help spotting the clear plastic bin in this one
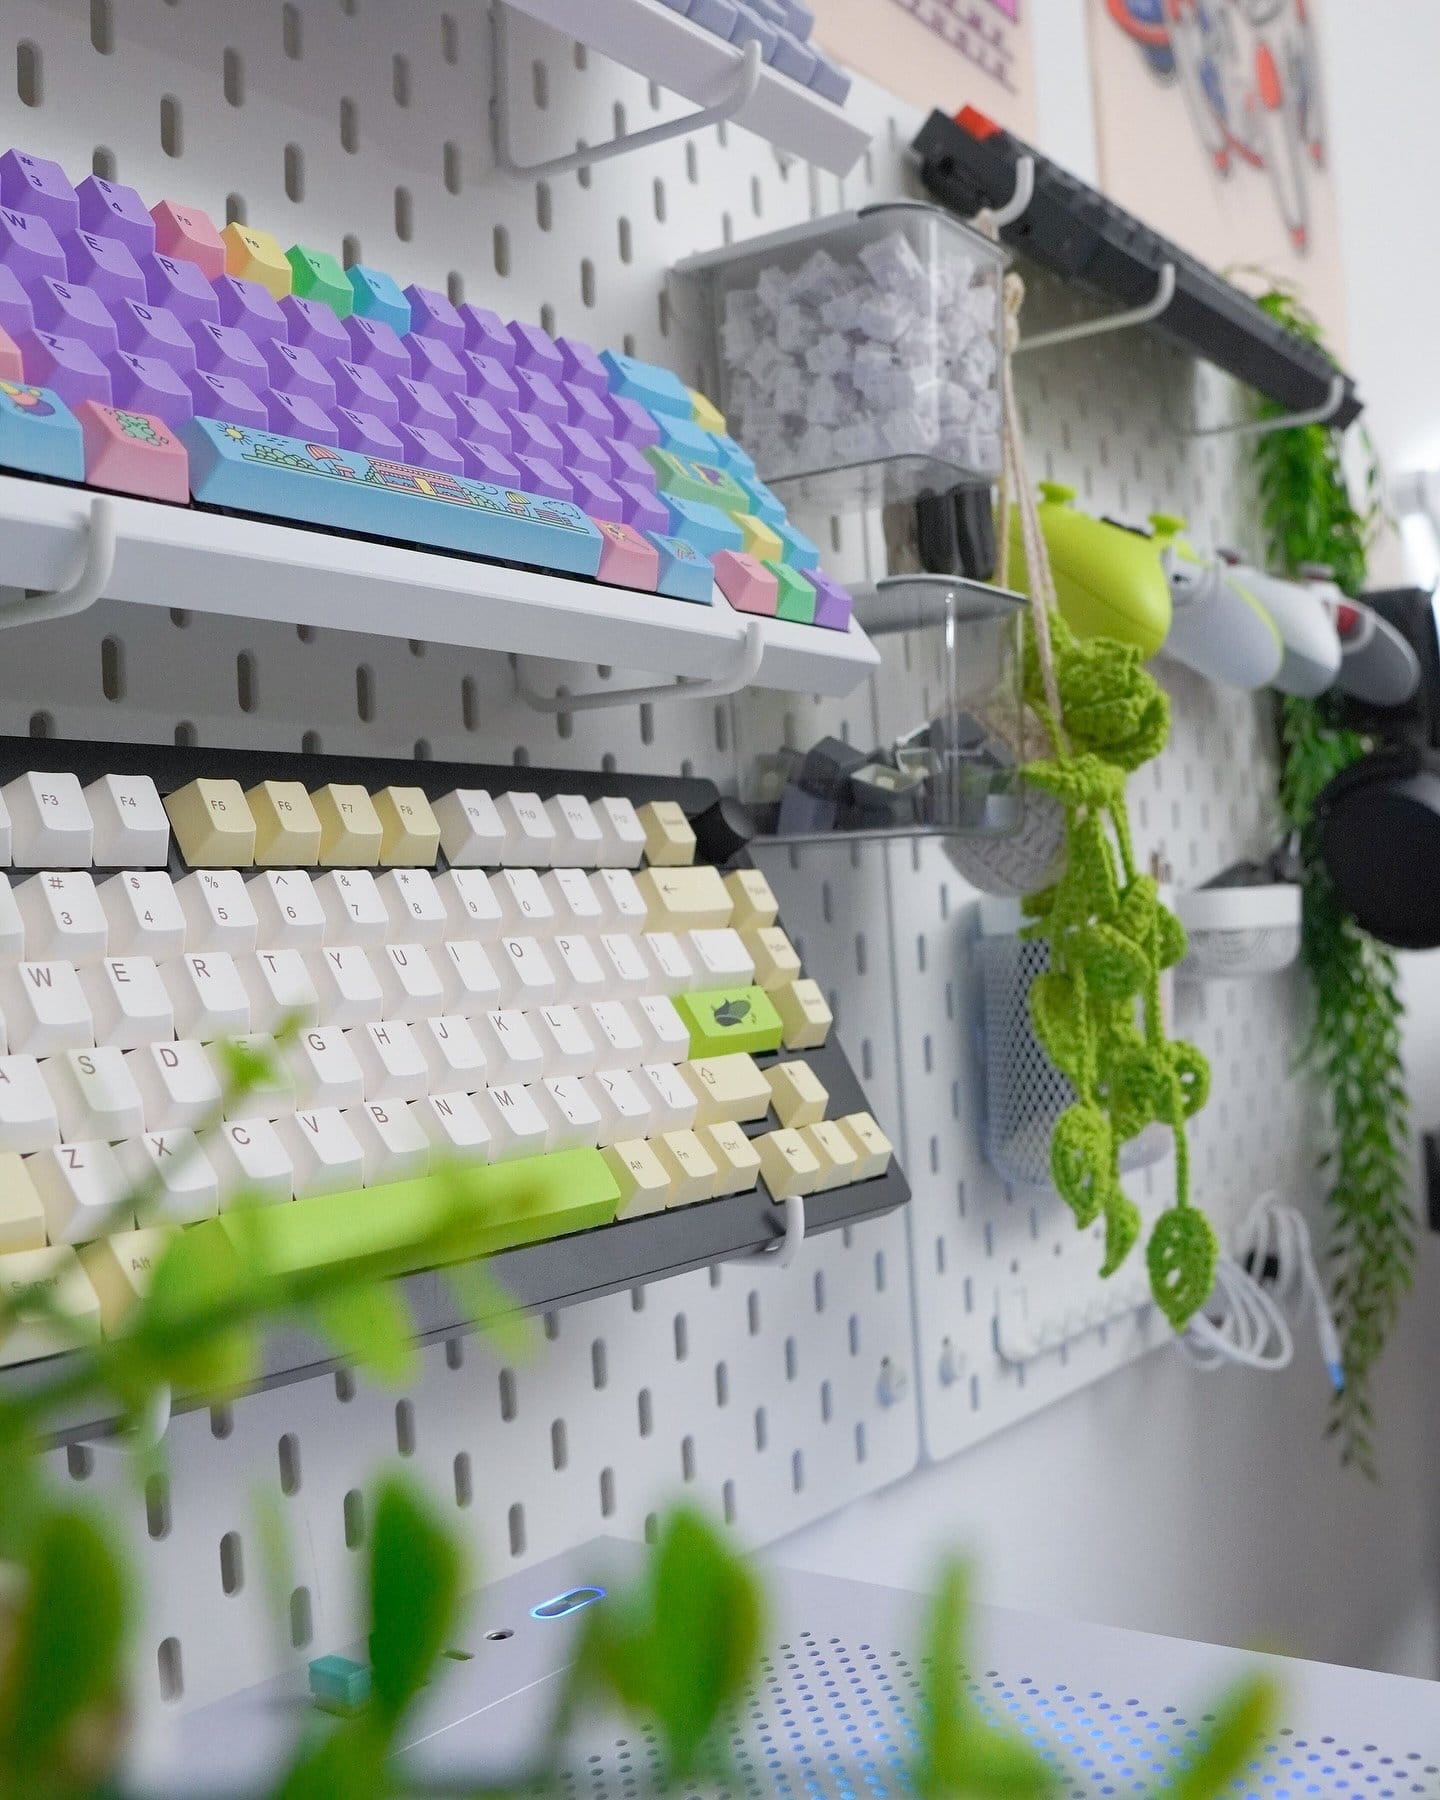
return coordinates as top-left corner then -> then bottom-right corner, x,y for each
673,204 -> 1006,510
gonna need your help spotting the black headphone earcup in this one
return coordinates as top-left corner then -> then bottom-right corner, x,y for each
1316,745 -> 1440,948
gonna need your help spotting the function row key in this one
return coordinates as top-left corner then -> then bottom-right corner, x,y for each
0,771 -> 171,869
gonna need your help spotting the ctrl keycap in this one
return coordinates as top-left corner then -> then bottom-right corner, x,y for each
0,378 -> 84,480
0,1245 -> 101,1367
77,400 -> 189,502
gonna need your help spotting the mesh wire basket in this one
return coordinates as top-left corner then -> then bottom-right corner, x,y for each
1177,884 -> 1302,981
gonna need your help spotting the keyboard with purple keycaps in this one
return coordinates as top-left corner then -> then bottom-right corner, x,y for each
0,147 -> 852,634
658,0 -> 848,104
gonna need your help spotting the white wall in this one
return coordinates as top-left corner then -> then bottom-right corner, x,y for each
776,0 -> 1440,1682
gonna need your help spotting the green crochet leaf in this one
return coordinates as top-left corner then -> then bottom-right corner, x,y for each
1146,1206 -> 1219,1329
1074,921 -> 1149,1003
1050,1104 -> 1112,1228
1115,875 -> 1160,951
1170,1041 -> 1211,1119
1028,972 -> 1085,1083
1098,1037 -> 1168,1141
1100,1186 -> 1141,1278
1022,753 -> 1121,811
1155,900 -> 1188,971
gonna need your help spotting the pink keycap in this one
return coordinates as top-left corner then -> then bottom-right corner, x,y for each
712,550 -> 777,617
594,518 -> 659,592
150,199 -> 227,280
77,399 -> 189,503
0,323 -> 21,381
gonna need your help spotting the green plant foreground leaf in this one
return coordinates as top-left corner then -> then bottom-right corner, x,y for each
1163,1675 -> 1280,1800
369,1475 -> 465,1726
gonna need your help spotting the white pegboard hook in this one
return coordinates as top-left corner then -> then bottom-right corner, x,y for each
491,4 -> 762,180
1179,372 -> 1347,440
0,494 -> 115,631
513,616 -> 764,712
986,153 -> 1034,230
730,1193 -> 806,1270
1015,262 -> 1176,356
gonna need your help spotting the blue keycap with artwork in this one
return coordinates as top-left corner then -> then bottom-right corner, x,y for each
647,531 -> 714,604
657,414 -> 719,463
0,378 -> 85,480
661,494 -> 744,559
182,416 -> 603,577
600,350 -> 692,419
775,518 -> 820,570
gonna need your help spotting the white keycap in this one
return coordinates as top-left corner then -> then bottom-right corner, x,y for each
348,1019 -> 430,1102
250,871 -> 326,949
544,867 -> 603,931
376,869 -> 447,944
237,948 -> 320,1033
496,791 -> 556,867
641,1061 -> 699,1133
99,871 -> 186,958
314,869 -> 390,946
0,961 -> 92,1054
438,939 -> 502,1015
210,1117 -> 293,1206
590,1066 -> 653,1145
413,1015 -> 487,1089
0,876 -> 24,961
594,867 -> 647,930
0,1055 -> 59,1151
588,999 -> 644,1068
643,931 -> 694,995
544,795 -> 603,866
434,788 -> 505,867
28,1139 -> 130,1242
80,956 -> 175,1050
550,933 -> 608,1007
206,1033 -> 295,1119
306,945 -> 384,1027
594,796 -> 647,868
125,1039 -> 222,1131
531,1003 -> 596,1078
0,789 -> 10,864
494,867 -> 554,933
497,935 -> 558,1007
436,869 -> 502,935
377,944 -> 443,1023
414,1090 -> 492,1159
479,1083 -> 548,1158
688,927 -> 756,984
117,1130 -> 219,1224
161,952 -> 250,1040
17,872 -> 107,961
176,870 -> 258,953
597,932 -> 650,995
537,1074 -> 602,1150
4,772 -> 93,868
84,774 -> 171,868
346,1101 -> 430,1186
286,1026 -> 365,1111
43,1046 -> 146,1143
634,994 -> 690,1063
477,1008 -> 543,1086
277,1108 -> 364,1198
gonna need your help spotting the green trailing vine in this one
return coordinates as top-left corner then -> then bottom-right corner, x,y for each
1253,285 -> 1412,1477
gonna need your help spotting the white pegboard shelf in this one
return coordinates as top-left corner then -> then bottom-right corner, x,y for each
0,476 -> 879,699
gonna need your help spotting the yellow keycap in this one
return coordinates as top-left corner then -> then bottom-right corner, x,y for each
724,868 -> 778,930
766,1061 -> 828,1128
637,800 -> 695,866
635,865 -> 732,930
681,1054 -> 770,1125
654,1129 -> 719,1206
775,977 -> 832,1049
0,1245 -> 101,1367
374,786 -> 441,866
0,1153 -> 45,1253
221,220 -> 293,298
689,388 -> 727,435
164,778 -> 256,867
79,1226 -> 175,1332
247,780 -> 323,867
602,1140 -> 672,1219
697,1120 -> 759,1195
312,783 -> 383,867
800,1119 -> 859,1190
732,511 -> 784,563
755,1128 -> 823,1199
745,925 -> 802,990
836,1111 -> 892,1182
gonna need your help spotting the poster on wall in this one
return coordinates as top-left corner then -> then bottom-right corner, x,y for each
811,0 -> 1036,135
1087,0 -> 1347,351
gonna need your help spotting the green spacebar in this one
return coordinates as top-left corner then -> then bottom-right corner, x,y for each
192,1149 -> 620,1282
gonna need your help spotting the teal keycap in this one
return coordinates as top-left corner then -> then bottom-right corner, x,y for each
662,494 -> 744,559
658,414 -> 719,462
600,349 -> 692,418
309,1655 -> 370,1716
346,264 -> 412,336
647,531 -> 713,603
182,416 -> 603,576
709,431 -> 756,479
738,474 -> 786,528
0,379 -> 85,481
765,559 -> 816,623
775,518 -> 820,570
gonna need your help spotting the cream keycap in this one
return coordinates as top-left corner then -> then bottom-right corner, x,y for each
210,1116 -> 294,1206
799,1119 -> 859,1190
654,1128 -> 718,1206
164,779 -> 255,867
84,773 -> 171,868
636,800 -> 695,866
434,789 -> 506,867
79,1226 -> 174,1331
312,784 -> 383,867
3,771 -> 93,868
775,977 -> 832,1049
634,865 -> 731,930
28,1138 -> 132,1243
347,1101 -> 431,1187
766,1061 -> 827,1129
374,787 -> 441,867
116,1131 -> 220,1225
496,791 -> 556,867
837,1111 -> 891,1182
744,925 -> 802,991
699,1120 -> 761,1196
602,1138 -> 671,1219
682,1054 -> 771,1125
247,781 -> 323,867
0,1152 -> 45,1251
0,1245 -> 101,1366
755,1127 -> 823,1198
723,868 -> 778,930
81,956 -> 175,1048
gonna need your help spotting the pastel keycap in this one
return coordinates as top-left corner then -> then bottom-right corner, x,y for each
739,474 -> 786,526
334,406 -> 405,458
0,150 -> 79,235
648,532 -> 714,603
264,340 -> 336,410
609,438 -> 659,490
709,431 -> 756,478
594,518 -> 660,591
76,176 -> 156,259
806,569 -> 852,631
509,320 -> 564,380
658,414 -> 718,462
607,393 -> 662,449
509,409 -> 564,462
398,423 -> 462,475
344,313 -> 409,380
775,518 -> 820,569
115,299 -> 195,373
569,469 -> 623,521
457,305 -> 515,366
464,352 -> 519,411
267,390 -> 339,444
190,320 -> 269,386
662,495 -> 744,558
555,422 -> 609,476
110,351 -> 194,425
458,440 -> 521,485
405,285 -> 465,354
333,360 -> 399,426
565,382 -> 614,435
346,265 -> 411,335
0,325 -> 20,381
515,367 -> 568,427
64,230 -> 146,305
0,207 -> 68,286
620,482 -> 670,537
215,275 -> 290,347
287,243 -> 353,317
186,371 -> 269,431
393,375 -> 455,436
712,550 -> 777,616
407,334 -> 467,398
77,401 -> 189,503
512,453 -> 569,502
733,509 -> 783,562
451,392 -> 511,452
765,559 -> 816,623
689,388 -> 726,434
21,331 -> 112,408
0,380 -> 85,480
150,199 -> 227,279
0,265 -> 34,339
648,448 -> 748,511
280,294 -> 352,366
143,252 -> 221,327
555,335 -> 608,394
675,984 -> 784,1058
32,277 -> 118,359
222,222 -> 293,299
601,349 -> 692,417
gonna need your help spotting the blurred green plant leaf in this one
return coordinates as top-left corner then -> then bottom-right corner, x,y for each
270,1719 -> 390,1800
316,1282 -> 417,1386
369,1475 -> 464,1727
1160,1675 -> 1279,1800
128,1226 -> 258,1399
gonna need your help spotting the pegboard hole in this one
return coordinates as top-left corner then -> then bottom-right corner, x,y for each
145,1472 -> 171,1540
507,1502 -> 526,1557
341,232 -> 361,269
222,47 -> 244,107
722,1479 -> 737,1524
90,0 -> 114,54
356,662 -> 375,722
453,1452 -> 473,1509
289,1587 -> 313,1649
393,52 -> 412,105
209,1404 -> 233,1439
157,1637 -> 184,1703
599,1466 -> 616,1517
284,143 -> 305,203
539,301 -> 555,335
444,1336 -> 464,1370
673,1312 -> 688,1362
16,41 -> 43,108
753,1406 -> 767,1451
531,59 -> 549,109
714,1360 -> 729,1407
278,1432 -> 302,1496
441,13 -> 460,63
493,225 -> 511,278
219,1531 -> 245,1596
66,1443 -> 94,1481
618,217 -> 632,265
685,141 -> 699,184
282,2 -> 302,58
395,1398 -> 416,1457
225,192 -> 246,227
236,652 -> 257,713
334,1367 -> 356,1402
340,96 -> 359,153
536,182 -> 552,233
653,178 -> 666,224
443,140 -> 461,195
499,1367 -> 517,1421
590,1337 -> 607,1389
550,1417 -> 568,1471
395,186 -> 414,242
681,1435 -> 696,1482
791,1450 -> 805,1493
343,1488 -> 365,1549
92,146 -> 117,180
637,1387 -> 653,1437
784,1336 -> 798,1380
100,636 -> 124,701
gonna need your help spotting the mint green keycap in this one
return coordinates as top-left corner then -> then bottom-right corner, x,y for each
764,560 -> 816,624
676,985 -> 784,1058
645,446 -> 749,511
286,243 -> 354,318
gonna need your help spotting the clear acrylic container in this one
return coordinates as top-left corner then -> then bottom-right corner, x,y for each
673,204 -> 1007,510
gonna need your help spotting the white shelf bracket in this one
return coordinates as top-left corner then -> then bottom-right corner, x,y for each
1015,262 -> 1176,355
729,1193 -> 806,1271
492,5 -> 762,180
514,615 -> 765,713
1179,372 -> 1347,441
0,494 -> 116,631
987,154 -> 1035,230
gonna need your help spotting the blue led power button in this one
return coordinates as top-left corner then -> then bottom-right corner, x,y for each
530,1586 -> 607,1621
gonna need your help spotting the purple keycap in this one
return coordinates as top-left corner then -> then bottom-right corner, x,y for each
808,53 -> 850,104
512,453 -> 569,502
463,351 -> 519,412
0,206 -> 67,287
398,423 -> 463,477
393,375 -> 456,437
111,351 -> 194,427
75,175 -> 156,260
0,150 -> 79,236
63,230 -> 146,306
344,313 -> 409,380
334,407 -> 404,458
555,422 -> 609,478
21,330 -> 112,407
406,332 -> 467,399
263,340 -> 336,411
807,569 -> 852,631
333,359 -> 399,427
190,319 -> 269,386
457,304 -> 515,366
728,6 -> 779,60
507,320 -> 564,381
688,0 -> 739,33
267,390 -> 339,445
564,381 -> 614,434
553,335 -> 608,396
770,27 -> 817,82
514,367 -> 567,427
280,294 -> 351,368
607,392 -> 661,449
405,285 -> 465,355
31,277 -> 117,360
0,264 -> 33,339
458,440 -> 522,487
451,391 -> 511,452
187,370 -> 269,432
508,409 -> 564,462
617,479 -> 669,536
215,275 -> 289,348
568,468 -> 623,522
114,299 -> 196,374
142,252 -> 220,328
609,437 -> 658,489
